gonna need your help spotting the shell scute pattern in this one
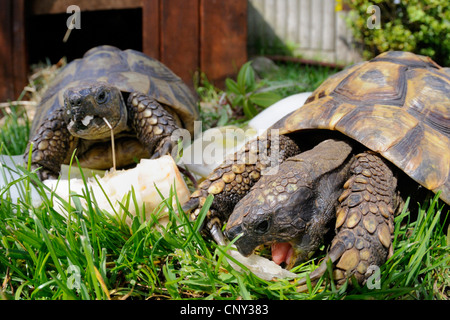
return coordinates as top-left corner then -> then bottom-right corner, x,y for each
32,45 -> 198,137
275,51 -> 450,204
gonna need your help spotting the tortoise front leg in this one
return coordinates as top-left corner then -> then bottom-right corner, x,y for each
127,92 -> 179,158
25,108 -> 76,180
183,132 -> 301,240
302,151 -> 398,286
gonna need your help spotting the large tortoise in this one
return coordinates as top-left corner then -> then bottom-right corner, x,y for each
26,45 -> 198,179
185,51 -> 450,284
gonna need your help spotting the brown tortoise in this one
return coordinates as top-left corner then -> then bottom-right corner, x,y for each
185,51 -> 450,285
26,45 -> 198,180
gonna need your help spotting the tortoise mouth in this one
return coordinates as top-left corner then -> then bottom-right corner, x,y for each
67,115 -> 115,139
271,242 -> 295,267
225,224 -> 308,270
272,240 -> 316,269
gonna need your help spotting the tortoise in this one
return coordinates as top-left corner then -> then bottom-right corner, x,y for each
26,45 -> 198,180
184,51 -> 450,285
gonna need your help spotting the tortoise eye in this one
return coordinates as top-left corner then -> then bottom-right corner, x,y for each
255,219 -> 270,234
96,90 -> 108,104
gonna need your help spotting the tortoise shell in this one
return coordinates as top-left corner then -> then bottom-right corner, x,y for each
31,45 -> 198,136
272,51 -> 450,205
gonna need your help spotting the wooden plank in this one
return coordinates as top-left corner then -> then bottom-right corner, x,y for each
0,0 -> 14,103
12,0 -> 27,99
200,0 -> 247,88
299,0 -> 310,49
30,0 -> 142,15
322,0 -> 335,52
247,1 -> 256,50
286,0 -> 299,44
335,10 -> 361,64
264,0 -> 276,45
275,0 -> 286,40
160,0 -> 199,87
335,10 -> 347,63
250,0 -> 269,49
310,0 -> 322,50
142,0 -> 160,60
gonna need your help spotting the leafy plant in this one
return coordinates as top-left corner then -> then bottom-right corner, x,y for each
195,61 -> 338,129
225,62 -> 282,120
194,72 -> 232,130
346,0 -> 450,66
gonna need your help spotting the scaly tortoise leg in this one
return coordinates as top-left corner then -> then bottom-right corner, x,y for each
299,151 -> 397,286
183,132 -> 301,243
127,92 -> 180,158
25,108 -> 76,180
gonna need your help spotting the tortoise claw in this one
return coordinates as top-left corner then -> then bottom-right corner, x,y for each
30,164 -> 59,181
209,223 -> 227,246
296,245 -> 345,289
181,197 -> 200,220
152,136 -> 174,159
182,197 -> 226,245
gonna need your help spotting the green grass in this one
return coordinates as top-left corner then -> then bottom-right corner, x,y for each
0,105 -> 30,156
0,165 -> 448,300
260,62 -> 340,97
0,62 -> 449,300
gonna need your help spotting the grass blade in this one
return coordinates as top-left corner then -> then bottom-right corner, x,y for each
32,211 -> 67,283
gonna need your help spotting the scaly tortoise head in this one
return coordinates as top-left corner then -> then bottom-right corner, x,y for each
63,82 -> 128,140
226,139 -> 355,267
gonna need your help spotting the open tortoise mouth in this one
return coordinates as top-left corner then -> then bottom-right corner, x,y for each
271,242 -> 295,267
212,223 -> 300,270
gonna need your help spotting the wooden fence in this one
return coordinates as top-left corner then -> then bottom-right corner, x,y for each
248,0 -> 361,64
